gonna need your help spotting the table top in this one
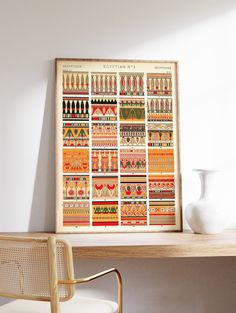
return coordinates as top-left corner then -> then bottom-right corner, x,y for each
2,230 -> 236,259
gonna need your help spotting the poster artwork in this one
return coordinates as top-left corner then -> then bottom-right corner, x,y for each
56,59 -> 182,233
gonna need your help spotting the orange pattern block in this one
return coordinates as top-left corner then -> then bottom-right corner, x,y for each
63,149 -> 89,173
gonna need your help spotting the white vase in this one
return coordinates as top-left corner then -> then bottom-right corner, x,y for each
185,169 -> 226,234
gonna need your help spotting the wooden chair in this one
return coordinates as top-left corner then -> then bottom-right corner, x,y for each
0,236 -> 122,313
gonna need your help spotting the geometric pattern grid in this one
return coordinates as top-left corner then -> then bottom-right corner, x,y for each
56,59 -> 181,232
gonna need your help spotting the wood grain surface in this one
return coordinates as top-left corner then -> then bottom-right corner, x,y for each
2,230 -> 236,259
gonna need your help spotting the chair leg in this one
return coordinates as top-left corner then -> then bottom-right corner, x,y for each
48,237 -> 60,313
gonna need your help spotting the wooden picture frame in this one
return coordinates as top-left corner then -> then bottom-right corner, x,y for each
55,58 -> 182,233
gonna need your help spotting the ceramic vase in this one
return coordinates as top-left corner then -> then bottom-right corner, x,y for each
185,169 -> 225,234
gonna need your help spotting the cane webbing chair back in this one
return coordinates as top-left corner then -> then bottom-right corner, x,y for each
0,236 -> 75,302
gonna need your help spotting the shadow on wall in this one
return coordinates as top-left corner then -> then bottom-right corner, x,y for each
29,60 -> 55,232
44,0 -> 236,53
1,0 -> 236,66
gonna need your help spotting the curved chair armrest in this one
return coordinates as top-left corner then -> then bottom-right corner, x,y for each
58,268 -> 122,313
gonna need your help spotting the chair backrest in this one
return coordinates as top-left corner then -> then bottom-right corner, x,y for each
0,236 -> 75,302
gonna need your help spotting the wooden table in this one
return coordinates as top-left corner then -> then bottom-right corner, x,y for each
2,230 -> 236,259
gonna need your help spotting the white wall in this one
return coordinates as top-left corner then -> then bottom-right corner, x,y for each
1,0 -> 236,311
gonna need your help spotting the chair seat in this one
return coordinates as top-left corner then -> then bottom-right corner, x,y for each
0,297 -> 118,313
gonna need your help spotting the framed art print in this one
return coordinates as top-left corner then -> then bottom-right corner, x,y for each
55,59 -> 182,233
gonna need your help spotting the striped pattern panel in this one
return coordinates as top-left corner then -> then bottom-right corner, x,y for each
149,201 -> 175,225
63,202 -> 90,226
148,149 -> 174,173
92,123 -> 118,147
149,175 -> 175,199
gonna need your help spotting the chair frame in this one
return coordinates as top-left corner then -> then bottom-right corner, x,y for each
0,236 -> 122,313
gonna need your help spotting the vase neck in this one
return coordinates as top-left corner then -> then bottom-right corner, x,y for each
197,170 -> 217,200
199,173 -> 207,199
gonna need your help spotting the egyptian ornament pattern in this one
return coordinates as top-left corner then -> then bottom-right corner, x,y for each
92,123 -> 118,147
63,123 -> 89,147
148,149 -> 174,173
63,202 -> 90,226
57,60 -> 180,232
92,149 -> 118,173
63,149 -> 89,173
92,201 -> 119,226
149,201 -> 175,225
91,98 -> 117,121
121,201 -> 147,226
63,175 -> 90,200
91,73 -> 117,95
63,72 -> 89,95
120,149 -> 146,173
63,97 -> 89,121
147,98 -> 173,122
120,175 -> 147,199
147,73 -> 172,96
92,176 -> 118,200
120,73 -> 144,96
120,99 -> 145,122
148,123 -> 173,147
120,124 -> 146,146
149,175 -> 175,199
